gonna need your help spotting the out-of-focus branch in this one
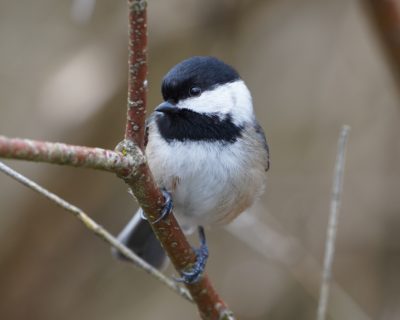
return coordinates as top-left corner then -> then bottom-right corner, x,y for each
0,135 -> 144,177
364,0 -> 400,87
0,161 -> 192,302
317,125 -> 350,320
228,211 -> 371,320
120,2 -> 234,319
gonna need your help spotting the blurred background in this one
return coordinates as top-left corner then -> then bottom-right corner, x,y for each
0,0 -> 399,319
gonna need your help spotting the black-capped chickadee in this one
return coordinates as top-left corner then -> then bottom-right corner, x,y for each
114,56 -> 269,282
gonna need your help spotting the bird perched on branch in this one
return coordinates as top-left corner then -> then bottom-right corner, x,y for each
113,56 -> 269,283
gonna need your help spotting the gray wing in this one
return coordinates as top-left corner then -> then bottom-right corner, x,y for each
254,122 -> 270,172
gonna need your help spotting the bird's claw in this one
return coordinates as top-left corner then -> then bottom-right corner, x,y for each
175,226 -> 209,284
139,189 -> 173,224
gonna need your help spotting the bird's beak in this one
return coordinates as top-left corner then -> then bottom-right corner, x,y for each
155,101 -> 179,114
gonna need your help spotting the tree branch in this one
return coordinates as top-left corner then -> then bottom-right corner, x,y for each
0,135 -> 144,176
0,161 -> 192,302
120,1 -> 234,319
126,0 -> 148,150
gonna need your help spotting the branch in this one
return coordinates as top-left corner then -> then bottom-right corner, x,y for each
0,135 -> 144,177
126,0 -> 148,150
317,125 -> 350,320
121,2 -> 234,319
0,161 -> 191,302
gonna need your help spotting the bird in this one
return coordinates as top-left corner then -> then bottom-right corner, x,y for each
113,56 -> 269,283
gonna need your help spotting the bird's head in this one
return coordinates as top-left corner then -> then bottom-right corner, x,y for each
155,56 -> 254,143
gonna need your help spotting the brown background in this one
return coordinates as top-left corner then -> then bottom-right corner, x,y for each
0,1 -> 399,319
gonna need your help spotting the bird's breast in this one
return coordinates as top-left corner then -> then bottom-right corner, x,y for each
146,125 -> 266,231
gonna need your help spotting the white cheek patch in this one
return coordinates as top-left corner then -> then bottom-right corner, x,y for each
176,80 -> 254,125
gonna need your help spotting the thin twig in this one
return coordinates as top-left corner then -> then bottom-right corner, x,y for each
0,161 -> 192,302
317,125 -> 351,320
0,135 -> 144,177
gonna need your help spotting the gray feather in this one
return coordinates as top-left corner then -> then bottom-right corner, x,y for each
254,122 -> 270,171
112,209 -> 168,269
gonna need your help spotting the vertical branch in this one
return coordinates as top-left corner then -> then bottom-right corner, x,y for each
120,1 -> 234,319
317,125 -> 351,320
125,0 -> 148,149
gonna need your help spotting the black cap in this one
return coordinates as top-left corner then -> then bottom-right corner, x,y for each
161,56 -> 240,103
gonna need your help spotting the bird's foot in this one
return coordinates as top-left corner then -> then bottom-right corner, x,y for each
139,189 -> 173,224
153,189 -> 173,224
175,226 -> 209,284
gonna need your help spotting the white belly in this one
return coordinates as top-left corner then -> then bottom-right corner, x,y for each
146,127 -> 266,232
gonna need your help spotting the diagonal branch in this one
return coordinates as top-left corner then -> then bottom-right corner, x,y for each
0,161 -> 192,302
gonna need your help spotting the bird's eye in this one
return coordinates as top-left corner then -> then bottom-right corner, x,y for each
189,87 -> 202,97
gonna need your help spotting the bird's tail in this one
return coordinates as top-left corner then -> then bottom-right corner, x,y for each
112,209 -> 168,269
